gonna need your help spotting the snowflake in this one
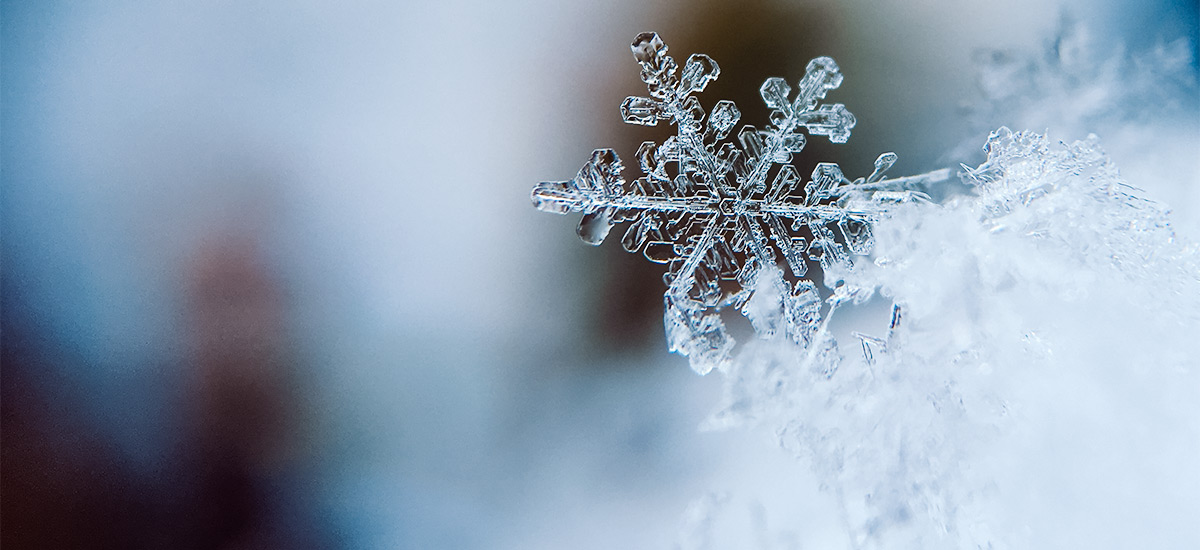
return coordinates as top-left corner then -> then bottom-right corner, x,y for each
533,32 -> 947,374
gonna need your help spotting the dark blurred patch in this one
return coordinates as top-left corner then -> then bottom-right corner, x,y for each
181,235 -> 326,550
1,323 -> 150,549
2,234 -> 336,549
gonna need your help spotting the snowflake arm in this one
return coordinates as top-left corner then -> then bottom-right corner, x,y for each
532,32 -> 947,374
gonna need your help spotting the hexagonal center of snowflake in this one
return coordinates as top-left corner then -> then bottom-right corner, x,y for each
718,198 -> 749,215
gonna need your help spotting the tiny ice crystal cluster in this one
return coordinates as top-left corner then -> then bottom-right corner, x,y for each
533,32 -> 942,373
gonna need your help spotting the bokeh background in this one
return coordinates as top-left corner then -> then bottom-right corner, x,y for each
3,0 -> 1197,548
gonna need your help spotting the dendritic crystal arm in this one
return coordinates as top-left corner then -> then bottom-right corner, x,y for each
532,32 -> 950,374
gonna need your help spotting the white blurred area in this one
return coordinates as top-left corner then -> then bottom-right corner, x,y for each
2,0 -> 1196,548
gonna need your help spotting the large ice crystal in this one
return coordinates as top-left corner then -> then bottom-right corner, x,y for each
532,32 -> 949,374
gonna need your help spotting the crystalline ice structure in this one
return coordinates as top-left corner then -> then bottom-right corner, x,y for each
703,127 -> 1200,548
533,32 -> 944,374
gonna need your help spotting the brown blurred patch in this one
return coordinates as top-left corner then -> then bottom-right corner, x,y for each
0,228 -> 332,550
187,236 -> 294,467
181,233 -> 323,550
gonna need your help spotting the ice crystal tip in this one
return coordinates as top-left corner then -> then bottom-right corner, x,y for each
533,33 -> 933,373
631,32 -> 666,64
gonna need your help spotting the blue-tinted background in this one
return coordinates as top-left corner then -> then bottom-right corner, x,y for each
3,1 -> 1197,548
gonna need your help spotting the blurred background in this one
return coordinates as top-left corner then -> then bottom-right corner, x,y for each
3,0 -> 1196,548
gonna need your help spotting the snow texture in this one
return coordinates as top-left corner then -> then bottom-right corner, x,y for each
532,32 -> 950,374
704,128 -> 1200,548
533,30 -> 1199,549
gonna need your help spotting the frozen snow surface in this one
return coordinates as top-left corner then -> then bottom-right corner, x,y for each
534,31 -> 1199,550
707,128 -> 1199,548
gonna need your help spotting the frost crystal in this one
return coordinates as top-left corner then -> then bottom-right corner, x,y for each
704,127 -> 1200,548
961,127 -> 1191,285
533,32 -> 946,374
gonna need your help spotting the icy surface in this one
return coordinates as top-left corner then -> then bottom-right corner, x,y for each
532,32 -> 949,374
957,18 -> 1200,236
705,129 -> 1200,548
532,31 -> 1198,549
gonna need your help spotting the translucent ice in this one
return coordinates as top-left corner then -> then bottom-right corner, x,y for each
705,128 -> 1200,549
532,30 -> 1199,550
532,33 -> 950,374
